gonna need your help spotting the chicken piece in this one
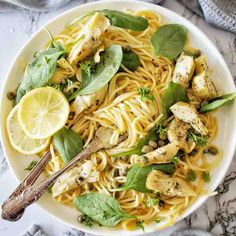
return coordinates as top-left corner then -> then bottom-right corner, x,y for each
172,53 -> 195,88
138,142 -> 179,165
50,58 -> 75,84
68,13 -> 110,65
70,85 -> 108,120
170,101 -> 208,135
192,56 -> 217,100
146,170 -> 196,196
168,119 -> 195,153
52,160 -> 99,197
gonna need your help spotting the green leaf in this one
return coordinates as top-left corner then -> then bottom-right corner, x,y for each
74,193 -> 135,227
202,171 -> 211,182
162,82 -> 189,116
189,132 -> 208,146
151,24 -> 187,60
112,125 -> 159,157
52,127 -> 83,163
100,10 -> 149,31
80,60 -> 96,76
186,170 -> 196,182
68,45 -> 122,101
171,156 -> 180,164
25,160 -> 38,171
15,43 -> 65,104
200,92 -> 236,113
138,87 -> 154,101
136,221 -> 145,231
122,50 -> 141,71
146,195 -> 159,207
116,163 -> 176,193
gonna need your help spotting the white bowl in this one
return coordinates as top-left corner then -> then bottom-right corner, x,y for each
1,0 -> 236,235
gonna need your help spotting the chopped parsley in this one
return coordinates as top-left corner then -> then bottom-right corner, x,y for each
80,60 -> 96,76
136,221 -> 145,231
156,123 -> 167,136
189,132 -> 208,146
82,215 -> 94,227
187,170 -> 196,182
25,160 -> 38,171
171,156 -> 179,164
146,195 -> 159,207
155,218 -> 161,223
138,87 -> 154,101
202,171 -> 211,182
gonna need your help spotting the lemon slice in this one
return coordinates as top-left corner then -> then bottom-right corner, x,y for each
18,87 -> 70,139
7,105 -> 50,155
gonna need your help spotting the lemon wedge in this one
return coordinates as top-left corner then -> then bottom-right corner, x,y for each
18,87 -> 70,139
7,105 -> 50,155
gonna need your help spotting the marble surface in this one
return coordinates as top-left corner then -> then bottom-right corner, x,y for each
0,0 -> 236,236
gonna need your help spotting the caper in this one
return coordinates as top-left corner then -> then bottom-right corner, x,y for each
205,147 -> 218,155
149,140 -> 158,148
140,156 -> 149,165
189,149 -> 197,156
77,215 -> 85,223
158,140 -> 166,147
111,168 -> 119,178
141,145 -> 153,153
121,156 -> 128,162
7,91 -> 15,100
123,45 -> 131,52
159,133 -> 167,141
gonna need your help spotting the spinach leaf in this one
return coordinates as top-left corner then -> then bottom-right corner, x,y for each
68,45 -> 122,101
200,92 -> 236,113
112,125 -> 159,157
52,127 -> 83,163
162,82 -> 189,116
100,10 -> 149,31
151,24 -> 187,60
115,163 -> 176,193
74,193 -> 134,227
15,43 -> 65,103
122,50 -> 141,71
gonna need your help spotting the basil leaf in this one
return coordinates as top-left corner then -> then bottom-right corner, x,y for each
122,50 -> 141,71
116,163 -> 176,193
112,125 -> 159,157
52,127 -> 83,163
200,92 -> 236,113
151,24 -> 187,60
162,82 -> 189,116
100,10 -> 149,31
68,45 -> 122,101
74,193 -> 134,227
15,43 -> 65,103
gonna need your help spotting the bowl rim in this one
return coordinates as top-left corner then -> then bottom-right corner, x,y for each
1,0 -> 236,235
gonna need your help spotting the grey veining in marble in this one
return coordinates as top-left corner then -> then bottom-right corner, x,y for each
0,0 -> 236,236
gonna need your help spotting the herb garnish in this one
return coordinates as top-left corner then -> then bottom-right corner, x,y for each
189,132 -> 208,146
138,88 -> 154,101
187,170 -> 196,182
25,160 -> 38,171
202,172 -> 211,182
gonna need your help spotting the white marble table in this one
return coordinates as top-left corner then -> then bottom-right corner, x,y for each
0,0 -> 236,235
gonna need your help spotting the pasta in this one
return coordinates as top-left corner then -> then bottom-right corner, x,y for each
9,8 -> 234,231
44,10 -> 221,229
